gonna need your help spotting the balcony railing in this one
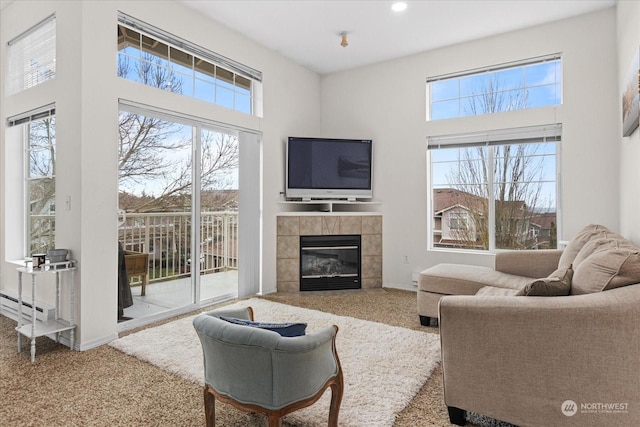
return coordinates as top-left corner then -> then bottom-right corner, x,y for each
29,211 -> 239,285
118,211 -> 238,284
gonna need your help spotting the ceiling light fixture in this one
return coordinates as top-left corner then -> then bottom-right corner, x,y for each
392,2 -> 407,12
340,32 -> 348,47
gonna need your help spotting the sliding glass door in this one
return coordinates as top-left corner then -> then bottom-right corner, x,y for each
117,106 -> 239,321
198,128 -> 239,302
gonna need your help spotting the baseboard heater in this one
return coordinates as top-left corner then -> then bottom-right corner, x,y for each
0,290 -> 56,323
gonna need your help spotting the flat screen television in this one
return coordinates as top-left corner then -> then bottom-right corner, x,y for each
286,136 -> 373,200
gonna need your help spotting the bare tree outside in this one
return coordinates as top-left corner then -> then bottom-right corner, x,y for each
27,117 -> 56,253
434,73 -> 557,250
116,43 -> 240,285
442,145 -> 555,250
464,74 -> 528,116
117,51 -> 239,213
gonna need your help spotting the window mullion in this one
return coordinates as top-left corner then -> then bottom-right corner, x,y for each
192,125 -> 202,304
487,146 -> 496,251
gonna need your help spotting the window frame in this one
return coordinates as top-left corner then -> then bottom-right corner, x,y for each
117,13 -> 262,116
428,124 -> 561,252
6,105 -> 57,257
426,54 -> 562,121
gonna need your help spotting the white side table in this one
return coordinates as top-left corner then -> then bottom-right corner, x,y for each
16,261 -> 77,362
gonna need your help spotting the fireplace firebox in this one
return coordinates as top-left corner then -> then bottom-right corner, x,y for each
299,235 -> 361,291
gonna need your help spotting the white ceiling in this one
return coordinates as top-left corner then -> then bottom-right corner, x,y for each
181,0 -> 616,75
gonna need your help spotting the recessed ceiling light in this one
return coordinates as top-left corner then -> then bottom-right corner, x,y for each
391,2 -> 407,12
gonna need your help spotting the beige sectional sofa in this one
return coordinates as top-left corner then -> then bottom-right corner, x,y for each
421,225 -> 640,426
417,249 -> 563,326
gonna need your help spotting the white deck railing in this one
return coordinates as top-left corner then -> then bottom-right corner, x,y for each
118,211 -> 238,283
30,211 -> 238,284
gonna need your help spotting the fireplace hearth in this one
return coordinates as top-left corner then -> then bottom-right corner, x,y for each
299,235 -> 361,291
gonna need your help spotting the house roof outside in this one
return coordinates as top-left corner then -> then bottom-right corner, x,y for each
433,188 -> 485,215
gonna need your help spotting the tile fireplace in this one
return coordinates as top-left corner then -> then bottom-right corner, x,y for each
276,214 -> 382,293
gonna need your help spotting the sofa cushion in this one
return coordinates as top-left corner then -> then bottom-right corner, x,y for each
571,244 -> 640,295
476,286 -> 521,296
419,263 -> 532,295
572,238 -> 616,269
572,233 -> 636,269
558,224 -> 609,270
515,265 -> 573,296
220,316 -> 308,337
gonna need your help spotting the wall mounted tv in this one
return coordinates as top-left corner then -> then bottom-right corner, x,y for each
286,137 -> 373,201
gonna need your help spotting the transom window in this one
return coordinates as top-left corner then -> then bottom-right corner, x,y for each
429,124 -> 560,251
6,15 -> 56,96
427,55 -> 562,121
117,13 -> 262,115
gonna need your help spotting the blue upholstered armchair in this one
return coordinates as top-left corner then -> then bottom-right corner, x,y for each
192,306 -> 344,427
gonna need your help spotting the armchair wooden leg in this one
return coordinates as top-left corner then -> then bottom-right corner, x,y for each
204,386 -> 216,427
328,371 -> 344,426
267,414 -> 281,427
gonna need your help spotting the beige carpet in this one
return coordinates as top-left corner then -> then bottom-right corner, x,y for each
109,298 -> 441,426
0,289 -> 496,426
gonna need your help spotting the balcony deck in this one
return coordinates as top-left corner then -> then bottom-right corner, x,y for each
123,270 -> 238,319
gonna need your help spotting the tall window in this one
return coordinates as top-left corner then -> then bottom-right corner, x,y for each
7,107 -> 57,255
427,55 -> 561,121
429,125 -> 560,251
6,15 -> 56,96
117,13 -> 261,115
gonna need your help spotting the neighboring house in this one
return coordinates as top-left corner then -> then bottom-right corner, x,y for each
433,188 -> 556,249
528,212 -> 557,249
433,189 -> 485,248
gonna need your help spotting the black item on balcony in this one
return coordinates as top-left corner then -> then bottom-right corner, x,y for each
117,242 -> 133,320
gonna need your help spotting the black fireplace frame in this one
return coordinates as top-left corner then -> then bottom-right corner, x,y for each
299,234 -> 361,291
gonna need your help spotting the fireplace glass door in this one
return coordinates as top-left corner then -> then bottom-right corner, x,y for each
300,235 -> 361,291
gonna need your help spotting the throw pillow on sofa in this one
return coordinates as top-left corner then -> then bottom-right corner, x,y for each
571,244 -> 640,295
516,265 -> 573,296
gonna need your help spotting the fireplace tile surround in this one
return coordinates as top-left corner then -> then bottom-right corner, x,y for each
277,214 -> 382,292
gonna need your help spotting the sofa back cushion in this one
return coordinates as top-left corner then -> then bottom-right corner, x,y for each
571,235 -> 626,270
571,242 -> 640,295
558,224 -> 609,270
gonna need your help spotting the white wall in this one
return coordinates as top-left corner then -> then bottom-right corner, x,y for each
1,1 -> 632,347
320,8 -> 620,288
1,0 -> 320,348
618,1 -> 640,242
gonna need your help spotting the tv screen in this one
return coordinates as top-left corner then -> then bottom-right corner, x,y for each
286,137 -> 373,200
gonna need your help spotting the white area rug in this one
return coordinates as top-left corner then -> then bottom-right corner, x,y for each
110,298 -> 441,426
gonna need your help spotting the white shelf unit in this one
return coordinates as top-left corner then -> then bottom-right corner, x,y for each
278,200 -> 381,213
16,261 -> 77,362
